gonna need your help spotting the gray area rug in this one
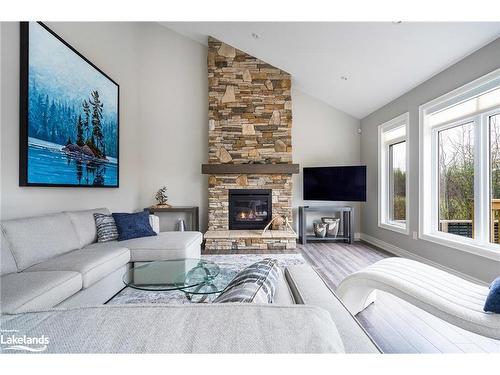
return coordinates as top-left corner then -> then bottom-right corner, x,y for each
108,253 -> 306,305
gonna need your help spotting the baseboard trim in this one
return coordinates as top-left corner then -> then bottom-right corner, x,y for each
359,233 -> 487,285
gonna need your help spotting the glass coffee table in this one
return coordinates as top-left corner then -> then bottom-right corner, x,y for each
122,259 -> 229,302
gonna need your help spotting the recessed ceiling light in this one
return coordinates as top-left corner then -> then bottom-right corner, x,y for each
392,21 -> 402,24
251,33 -> 259,39
340,76 -> 348,81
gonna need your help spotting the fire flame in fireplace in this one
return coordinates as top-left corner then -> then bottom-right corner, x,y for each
237,209 -> 266,221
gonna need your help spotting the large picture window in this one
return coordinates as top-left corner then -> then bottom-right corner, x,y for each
378,113 -> 409,234
420,68 -> 500,261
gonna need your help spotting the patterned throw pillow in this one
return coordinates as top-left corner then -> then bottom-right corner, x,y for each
94,213 -> 119,243
213,259 -> 280,303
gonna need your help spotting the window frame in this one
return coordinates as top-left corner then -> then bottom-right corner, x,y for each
378,112 -> 410,235
486,110 -> 500,244
419,68 -> 500,261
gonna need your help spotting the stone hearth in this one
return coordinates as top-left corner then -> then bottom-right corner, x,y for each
205,37 -> 296,250
204,230 -> 297,251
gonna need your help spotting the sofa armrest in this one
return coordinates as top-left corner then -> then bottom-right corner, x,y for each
149,215 -> 160,234
284,264 -> 381,353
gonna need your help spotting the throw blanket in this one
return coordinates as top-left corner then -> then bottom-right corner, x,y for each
0,303 -> 345,353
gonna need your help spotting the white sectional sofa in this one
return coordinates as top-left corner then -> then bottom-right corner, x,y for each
0,208 -> 381,353
0,208 -> 202,313
0,263 -> 381,353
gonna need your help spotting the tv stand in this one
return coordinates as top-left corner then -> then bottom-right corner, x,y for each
298,206 -> 354,245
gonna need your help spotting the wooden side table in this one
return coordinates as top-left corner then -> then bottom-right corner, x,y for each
146,206 -> 200,231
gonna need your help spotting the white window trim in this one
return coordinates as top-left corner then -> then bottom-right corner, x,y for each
378,112 -> 410,235
419,68 -> 500,262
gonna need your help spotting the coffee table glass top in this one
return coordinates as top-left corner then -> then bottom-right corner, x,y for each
123,258 -> 226,293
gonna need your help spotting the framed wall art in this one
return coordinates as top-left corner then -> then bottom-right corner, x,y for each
20,22 -> 119,187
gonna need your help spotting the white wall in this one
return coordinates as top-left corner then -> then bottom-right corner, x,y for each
360,37 -> 500,283
136,23 -> 208,230
1,22 -> 142,220
1,22 -> 362,236
292,88 -> 362,234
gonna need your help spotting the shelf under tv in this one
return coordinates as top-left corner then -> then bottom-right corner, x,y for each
304,235 -> 351,242
298,206 -> 354,245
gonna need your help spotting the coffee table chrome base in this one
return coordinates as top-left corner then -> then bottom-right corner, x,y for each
182,282 -> 221,303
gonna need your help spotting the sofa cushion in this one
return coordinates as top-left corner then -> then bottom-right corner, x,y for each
27,246 -> 130,289
65,208 -> 110,248
285,264 -> 381,353
274,268 -> 294,305
1,213 -> 81,271
1,230 -> 17,275
0,304 -> 345,353
0,271 -> 82,314
118,231 -> 202,261
120,231 -> 202,250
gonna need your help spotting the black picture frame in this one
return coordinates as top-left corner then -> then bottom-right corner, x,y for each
19,21 -> 120,187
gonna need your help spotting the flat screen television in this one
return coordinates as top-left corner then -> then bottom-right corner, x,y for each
303,166 -> 366,202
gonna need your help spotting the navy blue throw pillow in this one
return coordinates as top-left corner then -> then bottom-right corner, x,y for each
112,211 -> 157,241
484,276 -> 500,313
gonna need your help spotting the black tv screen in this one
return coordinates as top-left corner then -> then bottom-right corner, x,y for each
303,166 -> 366,202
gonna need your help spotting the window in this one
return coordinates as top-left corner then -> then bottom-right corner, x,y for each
420,68 -> 500,261
378,113 -> 409,234
438,122 -> 474,239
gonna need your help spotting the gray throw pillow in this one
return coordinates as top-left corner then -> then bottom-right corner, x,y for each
213,258 -> 280,303
94,213 -> 119,243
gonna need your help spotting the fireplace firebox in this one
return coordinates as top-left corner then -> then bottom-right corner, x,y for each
228,189 -> 272,230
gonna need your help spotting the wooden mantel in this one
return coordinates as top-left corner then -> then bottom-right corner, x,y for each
201,163 -> 300,175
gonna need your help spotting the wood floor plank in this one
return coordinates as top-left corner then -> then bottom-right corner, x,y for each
375,293 -> 464,353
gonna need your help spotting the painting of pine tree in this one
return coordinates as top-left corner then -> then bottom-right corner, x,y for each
20,22 -> 119,187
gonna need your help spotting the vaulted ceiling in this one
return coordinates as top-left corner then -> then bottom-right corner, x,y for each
162,22 -> 500,119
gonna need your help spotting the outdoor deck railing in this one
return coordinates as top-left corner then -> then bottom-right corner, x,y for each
439,198 -> 500,243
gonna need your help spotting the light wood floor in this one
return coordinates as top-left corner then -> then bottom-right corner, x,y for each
203,241 -> 500,353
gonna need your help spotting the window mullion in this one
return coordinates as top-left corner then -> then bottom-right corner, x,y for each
430,128 -> 439,234
477,114 -> 489,244
385,143 -> 391,223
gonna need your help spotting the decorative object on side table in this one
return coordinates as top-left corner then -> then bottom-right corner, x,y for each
19,22 -> 119,187
154,186 -> 171,208
322,217 -> 340,237
261,215 -> 297,237
313,222 -> 328,238
176,219 -> 186,232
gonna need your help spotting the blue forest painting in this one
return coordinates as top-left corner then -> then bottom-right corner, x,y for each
22,22 -> 119,187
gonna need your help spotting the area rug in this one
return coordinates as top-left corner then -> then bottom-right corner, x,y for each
108,253 -> 306,305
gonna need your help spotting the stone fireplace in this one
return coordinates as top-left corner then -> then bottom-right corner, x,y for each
203,37 -> 298,250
